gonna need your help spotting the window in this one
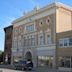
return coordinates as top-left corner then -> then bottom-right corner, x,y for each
40,36 -> 44,45
38,56 -> 53,67
59,38 -> 69,47
13,39 -> 17,49
18,36 -> 22,48
64,57 -> 70,67
64,38 -> 69,46
47,35 -> 51,44
69,38 -> 72,46
59,39 -> 63,47
26,24 -> 34,32
58,57 -> 71,68
46,17 -> 51,25
28,38 -> 31,46
24,37 -> 25,46
24,37 -> 27,46
31,37 -> 35,46
39,20 -> 43,26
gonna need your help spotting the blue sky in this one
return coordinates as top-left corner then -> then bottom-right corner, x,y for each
0,0 -> 72,51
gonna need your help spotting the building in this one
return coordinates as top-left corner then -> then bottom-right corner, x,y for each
57,31 -> 72,71
10,2 -> 72,70
4,25 -> 13,64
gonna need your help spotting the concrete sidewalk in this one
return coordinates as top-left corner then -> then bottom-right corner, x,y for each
35,67 -> 71,72
0,64 -> 14,69
0,65 -> 71,72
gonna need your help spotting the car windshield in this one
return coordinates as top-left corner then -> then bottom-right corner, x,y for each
19,60 -> 26,64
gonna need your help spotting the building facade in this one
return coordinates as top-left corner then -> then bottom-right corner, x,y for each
11,2 -> 72,70
57,31 -> 72,71
4,25 -> 13,64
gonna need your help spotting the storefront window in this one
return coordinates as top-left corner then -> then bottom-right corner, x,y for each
71,56 -> 72,68
58,56 -> 71,68
58,57 -> 64,67
64,57 -> 70,67
38,56 -> 53,68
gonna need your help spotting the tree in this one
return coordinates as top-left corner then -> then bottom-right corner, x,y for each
0,51 -> 4,63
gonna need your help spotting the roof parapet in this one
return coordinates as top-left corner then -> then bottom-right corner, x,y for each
12,2 -> 72,24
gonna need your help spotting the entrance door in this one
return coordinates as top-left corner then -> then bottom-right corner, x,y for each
25,51 -> 32,61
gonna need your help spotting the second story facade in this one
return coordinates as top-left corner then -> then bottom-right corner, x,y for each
57,30 -> 72,56
12,3 -> 57,52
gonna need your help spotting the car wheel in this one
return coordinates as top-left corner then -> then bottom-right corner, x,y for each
22,68 -> 24,71
29,68 -> 32,71
15,68 -> 17,70
24,68 -> 26,70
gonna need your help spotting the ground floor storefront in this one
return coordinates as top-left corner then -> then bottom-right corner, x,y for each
38,56 -> 53,68
11,45 -> 72,71
58,56 -> 72,71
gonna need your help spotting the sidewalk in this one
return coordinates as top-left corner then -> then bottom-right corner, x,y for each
0,65 -> 71,72
0,64 -> 14,69
35,67 -> 71,72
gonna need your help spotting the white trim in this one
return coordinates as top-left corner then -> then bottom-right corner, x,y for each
37,45 -> 56,50
13,8 -> 56,27
12,2 -> 72,25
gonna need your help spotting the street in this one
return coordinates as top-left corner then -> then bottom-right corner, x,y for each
0,68 -> 70,72
0,68 -> 23,72
0,68 -> 36,72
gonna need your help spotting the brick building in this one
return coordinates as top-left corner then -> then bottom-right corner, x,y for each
3,2 -> 72,71
4,25 -> 13,64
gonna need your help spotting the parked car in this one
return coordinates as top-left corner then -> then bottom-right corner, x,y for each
24,60 -> 33,70
14,60 -> 33,70
14,60 -> 26,70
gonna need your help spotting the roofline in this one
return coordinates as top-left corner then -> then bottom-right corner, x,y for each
4,25 -> 13,32
12,2 -> 72,24
57,30 -> 72,34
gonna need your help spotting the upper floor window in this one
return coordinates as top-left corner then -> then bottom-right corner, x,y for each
69,38 -> 72,46
26,24 -> 34,32
24,37 -> 27,46
59,38 -> 72,47
40,36 -> 44,45
64,38 -> 69,46
59,39 -> 63,47
47,35 -> 52,44
31,37 -> 35,46
46,17 -> 51,25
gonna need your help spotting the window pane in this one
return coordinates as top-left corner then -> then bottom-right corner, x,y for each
47,35 -> 51,44
26,24 -> 34,32
64,39 -> 68,46
59,39 -> 63,47
31,38 -> 35,46
58,57 -> 65,67
69,38 -> 72,46
71,56 -> 72,68
64,57 -> 70,68
40,36 -> 44,45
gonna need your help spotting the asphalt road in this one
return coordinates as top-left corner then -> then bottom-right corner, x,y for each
0,68 -> 37,72
0,68 -> 70,72
0,68 -> 23,72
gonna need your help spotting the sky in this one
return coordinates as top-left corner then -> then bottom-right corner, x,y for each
0,0 -> 72,51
